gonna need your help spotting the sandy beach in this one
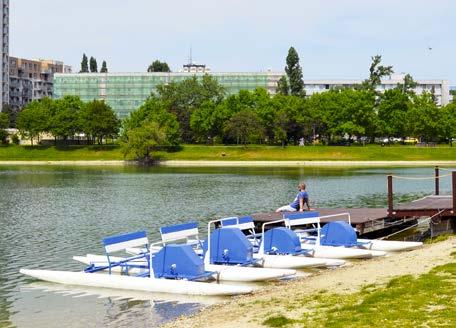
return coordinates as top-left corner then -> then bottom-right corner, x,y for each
0,160 -> 456,167
162,237 -> 456,328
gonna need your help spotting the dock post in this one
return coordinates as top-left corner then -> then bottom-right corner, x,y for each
435,166 -> 439,195
453,171 -> 456,214
387,175 -> 393,217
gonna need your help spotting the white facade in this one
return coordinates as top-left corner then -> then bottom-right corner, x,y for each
0,0 -> 8,110
294,74 -> 450,106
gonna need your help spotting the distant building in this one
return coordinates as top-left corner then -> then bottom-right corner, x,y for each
1,0 -> 9,110
53,71 -> 450,118
9,57 -> 72,110
181,63 -> 211,73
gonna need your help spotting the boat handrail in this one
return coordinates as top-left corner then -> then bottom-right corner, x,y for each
318,212 -> 352,225
258,219 -> 287,256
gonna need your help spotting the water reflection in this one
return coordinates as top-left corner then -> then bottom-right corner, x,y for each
0,165 -> 453,327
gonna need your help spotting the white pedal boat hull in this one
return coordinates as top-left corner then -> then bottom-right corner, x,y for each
357,239 -> 423,252
19,269 -> 253,296
300,244 -> 386,259
254,254 -> 328,269
74,254 -> 296,282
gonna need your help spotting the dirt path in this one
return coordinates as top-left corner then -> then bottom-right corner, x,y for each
163,237 -> 456,328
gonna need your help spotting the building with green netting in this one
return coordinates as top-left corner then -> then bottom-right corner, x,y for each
53,72 -> 449,118
53,72 -> 282,118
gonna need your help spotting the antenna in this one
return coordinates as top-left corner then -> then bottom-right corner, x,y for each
189,46 -> 193,65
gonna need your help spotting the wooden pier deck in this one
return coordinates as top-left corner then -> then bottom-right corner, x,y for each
251,169 -> 455,237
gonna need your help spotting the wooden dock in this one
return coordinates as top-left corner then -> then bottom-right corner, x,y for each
251,168 -> 456,237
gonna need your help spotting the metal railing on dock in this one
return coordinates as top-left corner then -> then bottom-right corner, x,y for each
387,167 -> 456,218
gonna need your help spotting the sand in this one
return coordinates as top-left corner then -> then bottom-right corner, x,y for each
162,237 -> 456,328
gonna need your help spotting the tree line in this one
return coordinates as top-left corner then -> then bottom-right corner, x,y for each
12,96 -> 120,145
5,49 -> 456,160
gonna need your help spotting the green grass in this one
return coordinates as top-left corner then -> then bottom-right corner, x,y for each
0,145 -> 123,161
1,144 -> 456,162
154,144 -> 456,161
263,262 -> 456,327
424,233 -> 455,244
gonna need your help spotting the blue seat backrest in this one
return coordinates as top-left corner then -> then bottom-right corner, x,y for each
103,231 -> 149,253
160,222 -> 199,243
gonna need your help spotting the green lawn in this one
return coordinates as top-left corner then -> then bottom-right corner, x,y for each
263,255 -> 456,327
1,144 -> 456,161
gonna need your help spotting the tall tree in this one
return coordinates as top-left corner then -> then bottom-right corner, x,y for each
1,103 -> 17,128
121,121 -> 168,163
0,112 -> 8,143
224,109 -> 264,145
17,100 -> 51,145
80,100 -> 120,144
147,60 -> 171,72
80,54 -> 89,73
155,74 -> 225,142
100,60 -> 108,73
284,47 -> 304,96
89,57 -> 98,73
397,73 -> 418,95
49,96 -> 84,143
362,55 -> 394,90
276,76 -> 289,95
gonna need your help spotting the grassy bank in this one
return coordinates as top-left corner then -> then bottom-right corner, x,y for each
0,145 -> 123,161
263,259 -> 456,327
1,144 -> 456,162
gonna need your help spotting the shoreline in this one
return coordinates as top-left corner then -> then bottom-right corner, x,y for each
162,237 -> 456,328
0,160 -> 456,167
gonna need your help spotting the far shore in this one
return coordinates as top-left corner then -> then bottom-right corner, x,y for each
0,160 -> 456,167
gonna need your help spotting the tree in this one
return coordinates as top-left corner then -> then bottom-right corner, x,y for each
49,96 -> 84,143
155,74 -> 225,142
0,112 -> 8,143
190,101 -> 230,143
397,73 -> 417,95
122,96 -> 180,146
276,76 -> 289,95
1,103 -> 17,128
377,89 -> 410,137
406,93 -> 441,142
80,54 -> 89,73
100,60 -> 108,73
147,60 -> 171,72
285,47 -> 304,96
121,121 -> 168,163
440,103 -> 456,145
362,55 -> 394,90
224,109 -> 264,145
16,100 -> 51,145
89,57 -> 98,73
80,100 -> 120,144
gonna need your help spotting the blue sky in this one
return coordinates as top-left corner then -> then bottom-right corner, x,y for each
9,0 -> 456,83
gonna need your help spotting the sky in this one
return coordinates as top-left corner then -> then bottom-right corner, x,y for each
9,0 -> 456,84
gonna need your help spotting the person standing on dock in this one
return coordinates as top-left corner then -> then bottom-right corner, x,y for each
276,182 -> 311,212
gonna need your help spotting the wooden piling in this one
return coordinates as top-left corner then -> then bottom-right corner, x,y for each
453,171 -> 456,214
435,166 -> 439,195
387,175 -> 393,217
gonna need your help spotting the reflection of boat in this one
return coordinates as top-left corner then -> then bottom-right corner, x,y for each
22,281 -> 221,305
286,212 -> 422,253
20,231 -> 253,296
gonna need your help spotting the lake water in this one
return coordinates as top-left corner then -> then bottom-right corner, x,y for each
0,165 -> 454,327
